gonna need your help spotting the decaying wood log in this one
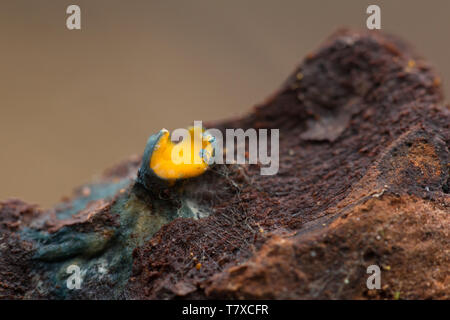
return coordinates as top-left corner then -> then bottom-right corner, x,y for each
0,29 -> 448,299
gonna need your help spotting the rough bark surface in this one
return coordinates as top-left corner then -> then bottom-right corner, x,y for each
1,29 -> 448,300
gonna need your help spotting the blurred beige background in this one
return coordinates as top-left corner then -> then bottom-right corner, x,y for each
1,0 -> 449,207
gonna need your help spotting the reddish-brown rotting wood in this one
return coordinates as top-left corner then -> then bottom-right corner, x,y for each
127,29 -> 449,299
1,29 -> 449,299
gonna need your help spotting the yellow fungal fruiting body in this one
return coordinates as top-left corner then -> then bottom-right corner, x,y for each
150,127 -> 213,182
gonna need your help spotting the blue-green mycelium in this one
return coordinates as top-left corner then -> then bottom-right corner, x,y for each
20,127 -> 214,299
